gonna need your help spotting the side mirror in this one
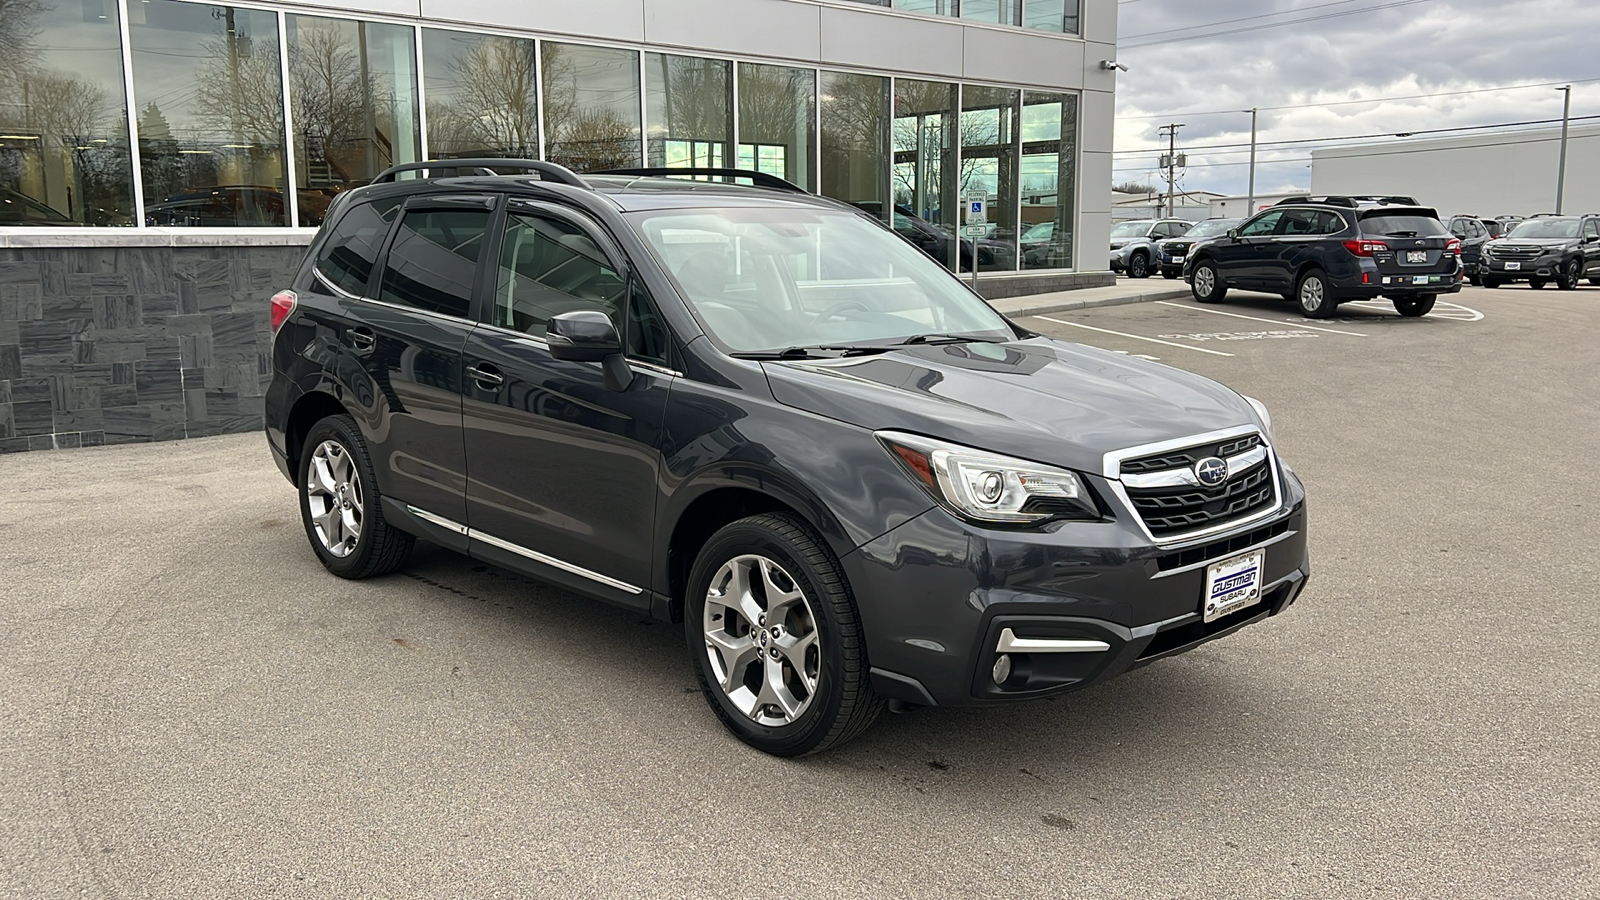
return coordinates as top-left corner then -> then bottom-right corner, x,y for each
547,310 -> 633,391
1227,228 -> 1240,240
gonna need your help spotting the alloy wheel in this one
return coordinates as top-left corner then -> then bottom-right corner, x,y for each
1299,276 -> 1325,313
1195,266 -> 1216,298
702,554 -> 821,726
305,439 -> 364,558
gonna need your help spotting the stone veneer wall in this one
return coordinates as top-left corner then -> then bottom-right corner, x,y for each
0,232 -> 314,453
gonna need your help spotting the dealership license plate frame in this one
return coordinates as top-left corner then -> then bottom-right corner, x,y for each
1504,261 -> 1521,270
1202,550 -> 1265,623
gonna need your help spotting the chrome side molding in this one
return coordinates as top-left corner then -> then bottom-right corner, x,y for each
404,505 -> 642,595
996,628 -> 1111,654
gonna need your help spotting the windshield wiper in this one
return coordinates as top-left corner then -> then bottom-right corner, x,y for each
729,344 -> 897,360
895,332 -> 1009,346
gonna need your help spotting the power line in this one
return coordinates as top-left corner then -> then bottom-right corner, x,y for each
1123,0 -> 1436,48
1113,114 -> 1600,155
1112,128 -> 1596,172
1122,0 -> 1369,41
1117,77 -> 1600,120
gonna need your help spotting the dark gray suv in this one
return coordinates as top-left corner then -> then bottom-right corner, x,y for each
266,161 -> 1310,755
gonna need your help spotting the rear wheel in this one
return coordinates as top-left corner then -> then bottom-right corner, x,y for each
686,513 -> 883,756
298,415 -> 414,579
1191,261 -> 1227,303
1128,252 -> 1151,279
1555,259 -> 1580,290
1295,269 -> 1338,319
1394,296 -> 1436,317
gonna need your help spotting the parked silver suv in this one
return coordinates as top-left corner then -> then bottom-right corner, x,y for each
1111,218 -> 1193,278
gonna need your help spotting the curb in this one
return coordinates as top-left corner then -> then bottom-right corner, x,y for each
996,286 -> 1193,319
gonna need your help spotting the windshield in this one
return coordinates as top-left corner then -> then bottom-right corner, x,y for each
1110,221 -> 1150,239
1181,219 -> 1237,240
631,207 -> 1013,354
1508,218 -> 1580,239
1022,221 -> 1054,240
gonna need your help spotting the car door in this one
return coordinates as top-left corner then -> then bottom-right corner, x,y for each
1262,208 -> 1324,294
1583,218 -> 1600,276
460,199 -> 674,607
339,193 -> 492,532
1218,210 -> 1283,287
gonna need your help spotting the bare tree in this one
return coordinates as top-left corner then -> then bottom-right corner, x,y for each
429,36 -> 538,157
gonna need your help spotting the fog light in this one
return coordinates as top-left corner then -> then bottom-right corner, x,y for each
992,653 -> 1012,685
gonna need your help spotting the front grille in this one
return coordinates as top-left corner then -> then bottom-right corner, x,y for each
1120,434 -> 1276,539
1492,245 -> 1542,260
1166,242 -> 1191,254
1156,519 -> 1291,572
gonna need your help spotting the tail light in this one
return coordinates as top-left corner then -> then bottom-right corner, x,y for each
1446,238 -> 1462,257
270,290 -> 297,334
1342,239 -> 1387,257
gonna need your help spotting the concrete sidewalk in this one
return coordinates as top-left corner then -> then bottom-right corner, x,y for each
988,276 -> 1191,319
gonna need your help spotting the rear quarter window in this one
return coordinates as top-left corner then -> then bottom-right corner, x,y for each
312,197 -> 401,296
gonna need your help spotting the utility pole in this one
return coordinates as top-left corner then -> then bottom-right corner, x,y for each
1555,85 -> 1571,214
1158,123 -> 1184,218
1246,108 -> 1258,215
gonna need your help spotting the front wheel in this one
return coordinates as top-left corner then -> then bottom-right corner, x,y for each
1191,261 -> 1227,303
1296,269 -> 1338,319
298,415 -> 414,578
1394,296 -> 1436,317
1128,252 -> 1151,279
686,513 -> 883,756
1555,260 -> 1580,290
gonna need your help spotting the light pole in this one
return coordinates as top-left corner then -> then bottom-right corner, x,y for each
1246,108 -> 1258,215
1158,122 -> 1184,218
1555,85 -> 1571,214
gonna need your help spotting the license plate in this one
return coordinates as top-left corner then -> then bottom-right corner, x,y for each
1504,261 -> 1521,270
1413,275 -> 1431,285
1203,550 -> 1264,623
1406,250 -> 1428,263
1171,254 -> 1186,264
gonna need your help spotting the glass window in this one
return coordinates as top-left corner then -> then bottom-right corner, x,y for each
1237,211 -> 1282,237
895,1 -> 956,16
1279,209 -> 1319,236
1585,219 -> 1599,238
1024,0 -> 1080,34
819,71 -> 888,215
737,63 -> 814,190
961,84 -> 1018,272
961,1 -> 1019,26
377,207 -> 489,318
893,79 -> 958,270
1360,213 -> 1450,237
542,42 -> 641,172
493,208 -> 626,336
1315,211 -> 1347,235
312,197 -> 400,295
286,15 -> 420,227
625,279 -> 671,366
1020,91 -> 1076,270
0,0 -> 135,226
129,1 -> 287,227
645,54 -> 731,171
422,29 -> 537,161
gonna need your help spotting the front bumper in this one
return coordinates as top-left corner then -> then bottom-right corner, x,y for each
1481,255 -> 1565,281
843,467 -> 1310,708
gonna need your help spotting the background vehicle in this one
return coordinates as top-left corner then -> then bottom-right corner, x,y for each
144,185 -> 286,227
1446,215 -> 1495,285
1479,214 -> 1600,289
1021,220 -> 1073,268
267,160 -> 1308,756
1183,196 -> 1461,318
1110,218 -> 1192,278
0,188 -> 80,226
1156,217 -> 1238,278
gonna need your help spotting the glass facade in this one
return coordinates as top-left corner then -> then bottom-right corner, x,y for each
0,0 -> 134,226
0,0 -> 1083,272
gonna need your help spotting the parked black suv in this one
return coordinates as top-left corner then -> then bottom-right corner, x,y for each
1479,214 -> 1600,289
266,160 -> 1309,755
1445,215 -> 1496,285
1184,196 -> 1462,318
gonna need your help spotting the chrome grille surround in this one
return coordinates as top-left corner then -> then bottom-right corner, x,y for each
1101,425 -> 1284,546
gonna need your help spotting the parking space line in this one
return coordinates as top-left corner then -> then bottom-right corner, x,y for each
1033,316 -> 1236,357
1154,301 -> 1368,336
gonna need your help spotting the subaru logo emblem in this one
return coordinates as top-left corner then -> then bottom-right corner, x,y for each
1194,456 -> 1228,487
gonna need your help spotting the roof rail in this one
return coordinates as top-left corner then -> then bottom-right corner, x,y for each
590,167 -> 808,194
370,158 -> 588,187
1274,194 -> 1420,208
1527,212 -> 1565,218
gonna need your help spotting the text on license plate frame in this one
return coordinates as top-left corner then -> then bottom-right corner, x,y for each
1203,550 -> 1265,623
1504,261 -> 1521,270
1406,250 -> 1428,263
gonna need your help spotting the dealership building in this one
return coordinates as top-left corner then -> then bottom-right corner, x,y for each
0,0 -> 1118,452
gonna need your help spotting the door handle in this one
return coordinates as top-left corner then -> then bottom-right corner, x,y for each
466,362 -> 504,388
346,326 -> 376,351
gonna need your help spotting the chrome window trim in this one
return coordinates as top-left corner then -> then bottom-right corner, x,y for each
313,268 -> 364,301
1102,425 -> 1284,548
354,293 -> 474,324
403,506 -> 642,594
1121,445 -> 1268,490
472,322 -> 683,377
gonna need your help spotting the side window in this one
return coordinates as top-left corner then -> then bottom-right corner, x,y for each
1278,209 -> 1318,236
625,278 -> 672,367
1584,219 -> 1599,238
1449,218 -> 1467,238
376,208 -> 490,318
312,198 -> 400,296
1152,222 -> 1175,238
494,211 -> 626,337
1237,211 -> 1282,237
1315,211 -> 1347,235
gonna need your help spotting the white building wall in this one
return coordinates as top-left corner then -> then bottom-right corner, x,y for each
1312,125 -> 1600,219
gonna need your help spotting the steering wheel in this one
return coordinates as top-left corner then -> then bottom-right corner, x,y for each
810,300 -> 872,327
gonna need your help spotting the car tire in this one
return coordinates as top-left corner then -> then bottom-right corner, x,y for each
1128,252 -> 1151,279
1482,276 -> 1504,289
1590,277 -> 1600,286
298,415 -> 414,579
1191,261 -> 1227,303
1555,260 -> 1580,291
1467,273 -> 1481,286
685,513 -> 884,756
1295,269 -> 1338,319
1528,279 -> 1546,290
1162,270 -> 1179,279
1394,296 -> 1435,317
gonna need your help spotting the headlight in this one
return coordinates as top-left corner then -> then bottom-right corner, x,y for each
1243,395 -> 1273,440
877,432 -> 1098,525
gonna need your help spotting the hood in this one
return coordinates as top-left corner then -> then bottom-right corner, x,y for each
1495,237 -> 1577,249
761,337 -> 1257,475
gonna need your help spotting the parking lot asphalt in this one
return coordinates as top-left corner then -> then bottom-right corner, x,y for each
2,283 -> 1596,899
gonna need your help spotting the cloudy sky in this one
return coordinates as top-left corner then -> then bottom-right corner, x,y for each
1111,0 -> 1600,197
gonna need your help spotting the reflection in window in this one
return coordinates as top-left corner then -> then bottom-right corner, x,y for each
422,29 -> 538,160
378,208 -> 489,318
961,84 -> 1018,272
819,71 -> 888,216
1020,91 -> 1076,271
494,210 -> 624,336
961,0 -> 1020,26
895,1 -> 956,16
286,15 -> 420,226
738,63 -> 814,190
542,42 -> 641,172
0,0 -> 134,226
1024,0 -> 1080,34
646,54 -> 730,171
893,79 -> 958,270
129,1 -> 286,227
